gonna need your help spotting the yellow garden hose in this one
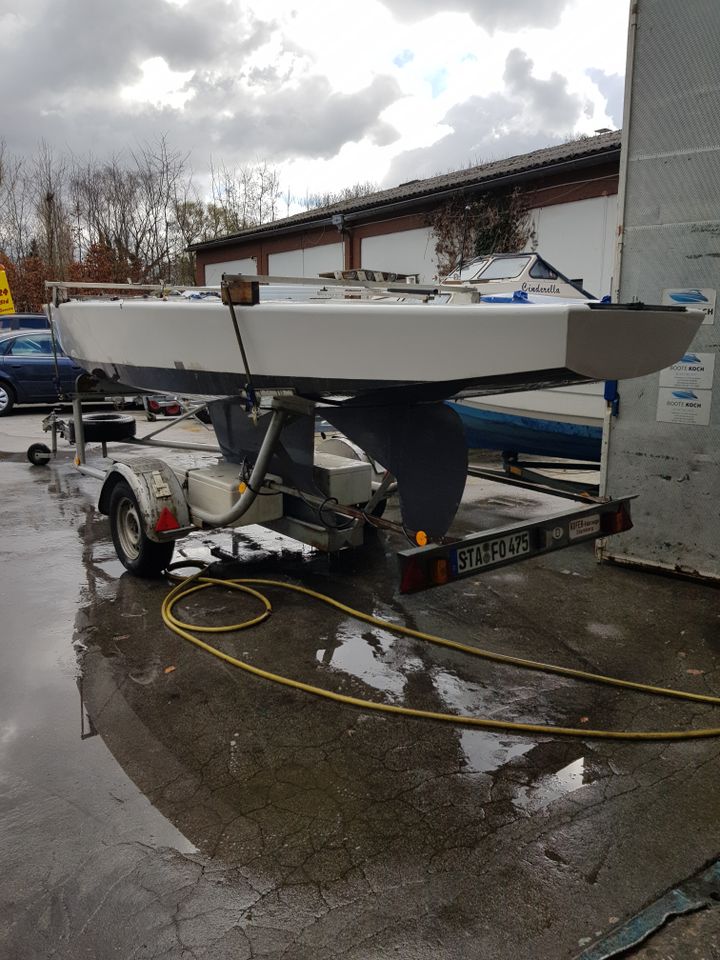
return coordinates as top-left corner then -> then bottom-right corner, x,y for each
161,566 -> 720,741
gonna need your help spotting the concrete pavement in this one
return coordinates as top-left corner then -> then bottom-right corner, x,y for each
1,409 -> 719,959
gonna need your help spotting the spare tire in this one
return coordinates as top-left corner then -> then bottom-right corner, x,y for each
81,412 -> 136,442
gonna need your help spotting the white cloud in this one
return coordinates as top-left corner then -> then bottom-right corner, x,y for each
121,57 -> 195,110
0,0 -> 629,198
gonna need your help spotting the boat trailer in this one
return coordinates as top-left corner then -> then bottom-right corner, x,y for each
29,372 -> 634,593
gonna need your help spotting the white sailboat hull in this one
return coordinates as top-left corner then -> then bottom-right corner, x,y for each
54,296 -> 703,402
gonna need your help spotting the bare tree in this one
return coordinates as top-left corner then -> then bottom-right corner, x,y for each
0,142 -> 34,262
209,157 -> 282,234
34,141 -> 73,277
254,160 -> 281,224
0,137 -> 387,297
68,137 -> 194,283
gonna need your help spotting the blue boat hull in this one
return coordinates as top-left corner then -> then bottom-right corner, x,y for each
448,402 -> 602,462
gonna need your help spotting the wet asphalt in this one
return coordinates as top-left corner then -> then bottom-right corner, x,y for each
2,413 -> 720,959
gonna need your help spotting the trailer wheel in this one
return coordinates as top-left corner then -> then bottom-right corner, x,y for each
27,443 -> 52,466
109,480 -> 174,577
82,412 -> 136,443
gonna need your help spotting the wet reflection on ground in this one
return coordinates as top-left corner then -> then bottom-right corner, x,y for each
318,620 -> 410,697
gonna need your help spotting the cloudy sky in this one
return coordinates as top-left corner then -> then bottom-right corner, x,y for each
0,0 -> 629,202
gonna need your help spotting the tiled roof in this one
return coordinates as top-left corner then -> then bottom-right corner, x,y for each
190,130 -> 621,250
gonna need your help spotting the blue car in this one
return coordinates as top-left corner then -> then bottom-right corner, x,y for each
0,330 -> 85,416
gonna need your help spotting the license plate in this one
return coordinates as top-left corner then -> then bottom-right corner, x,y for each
453,531 -> 531,575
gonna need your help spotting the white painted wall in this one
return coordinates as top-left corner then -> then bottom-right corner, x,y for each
204,257 -> 257,286
268,243 -> 344,277
526,194 -> 617,298
203,199 -> 618,292
361,227 -> 439,282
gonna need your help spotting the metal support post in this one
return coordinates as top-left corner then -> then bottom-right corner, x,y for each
72,397 -> 85,465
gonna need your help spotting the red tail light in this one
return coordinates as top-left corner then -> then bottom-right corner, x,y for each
600,504 -> 633,535
400,558 -> 429,593
155,507 -> 180,532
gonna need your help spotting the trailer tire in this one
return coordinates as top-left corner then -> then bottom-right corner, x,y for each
27,443 -> 52,466
109,480 -> 174,577
81,412 -> 136,442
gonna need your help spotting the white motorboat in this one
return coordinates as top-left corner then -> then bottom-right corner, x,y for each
441,252 -> 607,459
443,250 -> 595,299
449,385 -> 606,462
53,291 -> 700,405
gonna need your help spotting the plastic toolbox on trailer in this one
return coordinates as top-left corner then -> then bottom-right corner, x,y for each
178,462 -> 284,526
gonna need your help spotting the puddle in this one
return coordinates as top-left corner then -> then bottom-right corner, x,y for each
514,755 -> 591,811
175,524 -> 306,567
432,668 -> 489,715
318,619 -> 408,696
94,557 -> 128,578
0,461 -> 197,859
460,731 -> 535,774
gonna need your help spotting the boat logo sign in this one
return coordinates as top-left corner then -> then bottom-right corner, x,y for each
670,389 -> 700,404
667,289 -> 709,304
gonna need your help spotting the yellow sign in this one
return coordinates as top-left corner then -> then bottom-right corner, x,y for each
0,266 -> 15,315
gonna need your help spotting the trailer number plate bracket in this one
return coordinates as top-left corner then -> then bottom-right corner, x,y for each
453,531 -> 530,575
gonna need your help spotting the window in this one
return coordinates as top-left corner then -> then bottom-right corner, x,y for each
457,257 -> 490,281
444,257 -> 490,282
8,335 -> 53,356
475,255 -> 531,280
529,259 -> 558,280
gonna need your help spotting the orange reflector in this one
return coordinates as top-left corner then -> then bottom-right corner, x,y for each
74,456 -> 80,466
432,558 -> 449,585
415,530 -> 428,547
155,507 -> 180,532
238,481 -> 247,493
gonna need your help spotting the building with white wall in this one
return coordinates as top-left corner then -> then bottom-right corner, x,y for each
191,132 -> 620,297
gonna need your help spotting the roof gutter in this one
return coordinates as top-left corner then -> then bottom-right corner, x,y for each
189,146 -> 621,253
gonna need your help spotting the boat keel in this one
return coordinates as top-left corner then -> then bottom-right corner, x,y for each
323,402 -> 468,539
